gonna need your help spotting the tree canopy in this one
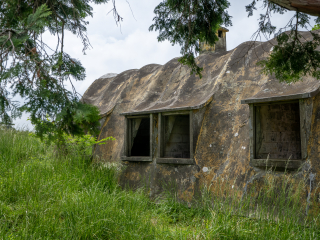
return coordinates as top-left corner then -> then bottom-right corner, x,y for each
149,0 -> 232,77
150,0 -> 320,82
1,0 -> 320,141
0,0 -> 119,142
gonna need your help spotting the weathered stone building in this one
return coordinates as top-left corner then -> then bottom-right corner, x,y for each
83,30 -> 320,199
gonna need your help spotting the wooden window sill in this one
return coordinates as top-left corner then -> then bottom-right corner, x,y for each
250,159 -> 303,169
121,157 -> 152,162
156,158 -> 194,165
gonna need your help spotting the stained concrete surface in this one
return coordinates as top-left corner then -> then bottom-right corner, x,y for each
84,30 -> 320,201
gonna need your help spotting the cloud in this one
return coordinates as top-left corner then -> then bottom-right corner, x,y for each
73,30 -> 181,94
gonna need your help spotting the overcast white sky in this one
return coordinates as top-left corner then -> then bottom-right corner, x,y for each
15,0 -> 310,129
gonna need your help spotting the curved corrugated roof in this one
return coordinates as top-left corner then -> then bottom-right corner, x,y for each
83,31 -> 320,116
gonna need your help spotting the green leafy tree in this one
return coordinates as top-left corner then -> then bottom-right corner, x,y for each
149,0 -> 232,78
246,0 -> 320,82
0,0 -> 122,143
150,0 -> 320,82
312,24 -> 320,31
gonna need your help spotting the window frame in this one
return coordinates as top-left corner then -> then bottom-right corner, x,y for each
249,100 -> 306,170
156,111 -> 194,165
121,114 -> 153,162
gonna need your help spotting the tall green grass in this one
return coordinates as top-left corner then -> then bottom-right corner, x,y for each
0,128 -> 319,239
0,129 -> 155,239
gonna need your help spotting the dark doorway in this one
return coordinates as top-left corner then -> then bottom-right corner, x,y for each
130,118 -> 150,156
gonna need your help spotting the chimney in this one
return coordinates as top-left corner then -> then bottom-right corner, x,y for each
200,27 -> 229,53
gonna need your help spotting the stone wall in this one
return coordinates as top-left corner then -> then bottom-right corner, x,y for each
215,31 -> 227,52
200,31 -> 227,53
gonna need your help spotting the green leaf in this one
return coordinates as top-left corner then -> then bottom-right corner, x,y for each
149,0 -> 231,78
259,31 -> 320,83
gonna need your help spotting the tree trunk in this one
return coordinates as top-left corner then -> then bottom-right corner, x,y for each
270,0 -> 320,16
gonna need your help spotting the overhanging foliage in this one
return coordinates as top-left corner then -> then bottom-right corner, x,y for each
247,1 -> 320,82
149,0 -> 232,78
0,0 -> 115,142
150,0 -> 320,82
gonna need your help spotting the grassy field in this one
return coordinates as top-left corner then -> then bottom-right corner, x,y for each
0,128 -> 319,239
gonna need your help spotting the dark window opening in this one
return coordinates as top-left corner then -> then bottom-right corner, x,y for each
163,115 -> 190,158
255,102 -> 301,160
130,118 -> 150,156
218,30 -> 223,38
